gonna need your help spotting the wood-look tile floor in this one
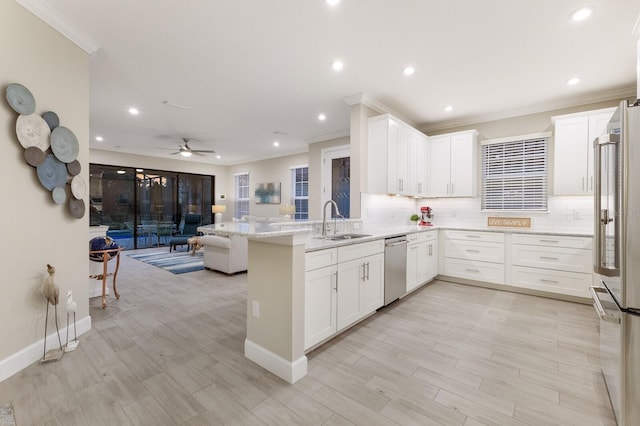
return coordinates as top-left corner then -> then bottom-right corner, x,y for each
0,251 -> 616,425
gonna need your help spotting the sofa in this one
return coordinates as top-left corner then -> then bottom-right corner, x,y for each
201,234 -> 248,274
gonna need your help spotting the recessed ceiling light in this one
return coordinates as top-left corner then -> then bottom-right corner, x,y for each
128,107 -> 139,115
570,7 -> 592,22
444,105 -> 453,112
318,113 -> 326,121
326,0 -> 341,5
567,77 -> 581,85
95,136 -> 103,142
216,155 -> 221,159
273,141 -> 280,147
180,150 -> 192,157
117,170 -> 126,174
403,66 -> 415,76
331,60 -> 344,71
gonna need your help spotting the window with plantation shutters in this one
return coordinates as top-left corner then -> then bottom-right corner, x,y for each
481,135 -> 548,211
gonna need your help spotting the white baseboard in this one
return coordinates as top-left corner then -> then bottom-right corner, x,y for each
0,315 -> 92,383
244,339 -> 307,384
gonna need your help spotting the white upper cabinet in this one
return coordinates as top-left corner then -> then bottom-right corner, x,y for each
427,130 -> 478,197
552,108 -> 615,195
368,114 -> 429,197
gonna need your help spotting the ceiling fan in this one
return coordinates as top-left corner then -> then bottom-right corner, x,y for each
170,137 -> 216,157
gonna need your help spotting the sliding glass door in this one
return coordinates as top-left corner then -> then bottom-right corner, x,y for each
90,164 -> 214,249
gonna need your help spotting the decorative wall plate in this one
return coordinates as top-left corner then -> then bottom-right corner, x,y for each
6,83 -> 35,115
42,111 -> 60,131
52,187 -> 66,204
24,146 -> 45,167
16,114 -> 51,150
67,160 -> 81,176
68,198 -> 85,219
50,126 -> 79,163
36,154 -> 67,191
70,175 -> 86,199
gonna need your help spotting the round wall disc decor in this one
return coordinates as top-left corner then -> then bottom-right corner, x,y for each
37,154 -> 67,191
6,83 -> 36,115
50,126 -> 79,163
16,114 -> 51,151
70,175 -> 86,199
67,160 -> 81,176
68,198 -> 85,219
24,146 -> 45,167
42,111 -> 60,131
52,187 -> 66,204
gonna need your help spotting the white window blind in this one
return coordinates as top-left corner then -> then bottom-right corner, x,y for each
291,166 -> 309,219
234,173 -> 250,219
481,137 -> 548,211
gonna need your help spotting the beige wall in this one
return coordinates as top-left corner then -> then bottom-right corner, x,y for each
0,2 -> 89,361
225,153 -> 309,220
423,99 -> 628,139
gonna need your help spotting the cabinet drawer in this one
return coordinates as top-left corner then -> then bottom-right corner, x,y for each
338,239 -> 384,263
512,234 -> 592,249
422,230 -> 438,242
510,265 -> 590,298
407,233 -> 420,243
511,244 -> 591,273
443,258 -> 504,284
444,230 -> 504,243
445,239 -> 504,263
306,248 -> 337,271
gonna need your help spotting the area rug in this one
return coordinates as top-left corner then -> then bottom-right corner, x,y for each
0,404 -> 16,426
128,250 -> 204,274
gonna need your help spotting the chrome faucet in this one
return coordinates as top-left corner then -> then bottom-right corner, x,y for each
322,200 -> 341,237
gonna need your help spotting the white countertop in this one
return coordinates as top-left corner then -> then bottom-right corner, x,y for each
198,221 -> 593,252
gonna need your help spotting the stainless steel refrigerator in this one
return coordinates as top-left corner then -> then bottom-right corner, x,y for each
591,99 -> 640,425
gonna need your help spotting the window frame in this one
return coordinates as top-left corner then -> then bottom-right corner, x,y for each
481,132 -> 550,212
234,172 -> 250,219
290,164 -> 309,220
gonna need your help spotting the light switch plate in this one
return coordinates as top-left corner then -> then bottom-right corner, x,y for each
252,300 -> 260,317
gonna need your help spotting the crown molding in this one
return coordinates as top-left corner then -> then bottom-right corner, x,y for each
16,0 -> 100,55
344,92 -> 418,128
420,85 -> 636,133
305,129 -> 350,145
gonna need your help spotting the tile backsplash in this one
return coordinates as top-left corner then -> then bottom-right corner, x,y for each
361,193 -> 594,234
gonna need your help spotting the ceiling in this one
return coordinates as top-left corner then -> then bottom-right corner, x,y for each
26,0 -> 640,165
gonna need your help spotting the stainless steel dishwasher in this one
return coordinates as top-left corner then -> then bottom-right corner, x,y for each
384,235 -> 407,305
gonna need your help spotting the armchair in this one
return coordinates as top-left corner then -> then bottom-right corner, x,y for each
169,214 -> 202,252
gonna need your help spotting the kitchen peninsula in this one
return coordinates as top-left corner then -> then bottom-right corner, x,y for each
198,221 -> 432,383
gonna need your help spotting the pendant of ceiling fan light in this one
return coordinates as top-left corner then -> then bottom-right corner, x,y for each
160,99 -> 190,110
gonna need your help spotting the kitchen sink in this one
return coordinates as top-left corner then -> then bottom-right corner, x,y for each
325,233 -> 371,241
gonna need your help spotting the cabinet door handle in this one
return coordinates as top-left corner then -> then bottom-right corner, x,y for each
540,278 -> 559,284
365,262 -> 370,281
590,176 -> 593,191
465,268 -> 480,273
446,183 -> 449,195
429,244 -> 432,256
539,239 -> 559,243
582,177 -> 585,191
333,272 -> 338,291
540,256 -> 559,260
466,249 -> 480,253
451,183 -> 454,194
361,264 -> 366,281
465,234 -> 480,238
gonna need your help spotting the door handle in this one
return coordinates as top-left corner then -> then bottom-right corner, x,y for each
589,286 -> 620,324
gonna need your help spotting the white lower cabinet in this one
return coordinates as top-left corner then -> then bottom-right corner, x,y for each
407,231 -> 438,293
304,240 -> 384,350
443,230 -> 505,284
510,234 -> 592,298
304,265 -> 337,349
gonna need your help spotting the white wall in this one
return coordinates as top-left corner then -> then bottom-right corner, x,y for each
307,136 -> 350,218
0,1 -> 89,377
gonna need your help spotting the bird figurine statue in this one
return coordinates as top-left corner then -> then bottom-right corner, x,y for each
41,264 -> 63,362
43,264 -> 59,305
65,290 -> 79,352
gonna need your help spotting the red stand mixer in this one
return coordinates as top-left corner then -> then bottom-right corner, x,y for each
419,206 -> 433,226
